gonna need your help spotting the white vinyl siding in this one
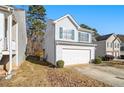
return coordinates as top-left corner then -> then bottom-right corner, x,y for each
78,32 -> 89,42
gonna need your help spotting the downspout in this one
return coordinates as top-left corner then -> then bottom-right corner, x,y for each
16,23 -> 19,67
5,7 -> 14,79
8,14 -> 12,74
54,23 -> 56,66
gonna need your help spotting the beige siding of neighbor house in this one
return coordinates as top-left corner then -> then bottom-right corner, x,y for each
106,35 -> 116,52
113,39 -> 120,51
95,40 -> 106,57
106,35 -> 120,56
96,34 -> 120,58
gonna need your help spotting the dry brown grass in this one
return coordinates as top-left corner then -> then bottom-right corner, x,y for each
0,59 -> 110,87
100,61 -> 124,69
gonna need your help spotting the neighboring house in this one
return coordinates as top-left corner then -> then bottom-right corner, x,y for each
117,34 -> 124,56
43,14 -> 96,66
0,6 -> 27,75
95,33 -> 121,58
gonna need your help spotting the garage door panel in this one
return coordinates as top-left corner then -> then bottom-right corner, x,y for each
106,52 -> 113,55
62,49 -> 90,65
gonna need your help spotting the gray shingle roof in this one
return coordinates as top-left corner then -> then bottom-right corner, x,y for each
117,34 -> 124,42
96,33 -> 114,41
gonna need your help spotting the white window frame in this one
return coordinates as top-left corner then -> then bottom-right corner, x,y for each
59,27 -> 75,40
110,43 -> 113,48
117,43 -> 120,48
78,32 -> 90,43
114,43 -> 118,48
107,42 -> 109,48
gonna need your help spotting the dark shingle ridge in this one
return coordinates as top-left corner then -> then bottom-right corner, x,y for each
117,34 -> 124,42
96,33 -> 114,41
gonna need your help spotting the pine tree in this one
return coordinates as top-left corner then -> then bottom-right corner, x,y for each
26,5 -> 46,56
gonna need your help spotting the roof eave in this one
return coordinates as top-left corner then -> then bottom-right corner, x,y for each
78,27 -> 95,33
53,14 -> 80,28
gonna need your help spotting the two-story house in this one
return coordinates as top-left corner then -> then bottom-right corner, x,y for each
0,6 -> 27,75
43,14 -> 96,66
117,34 -> 124,56
95,33 -> 121,58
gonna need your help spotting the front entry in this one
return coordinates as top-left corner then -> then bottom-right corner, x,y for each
114,51 -> 119,58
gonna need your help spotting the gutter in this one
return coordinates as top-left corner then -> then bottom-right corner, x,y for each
56,40 -> 97,47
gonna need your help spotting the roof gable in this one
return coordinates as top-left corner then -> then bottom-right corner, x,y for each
96,33 -> 121,42
53,14 -> 95,33
96,33 -> 113,41
53,14 -> 80,29
117,34 -> 124,42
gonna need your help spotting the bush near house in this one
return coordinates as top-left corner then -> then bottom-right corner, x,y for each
93,57 -> 102,64
56,60 -> 64,68
102,55 -> 114,61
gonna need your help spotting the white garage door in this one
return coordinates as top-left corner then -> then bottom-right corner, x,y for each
62,49 -> 90,65
106,52 -> 113,55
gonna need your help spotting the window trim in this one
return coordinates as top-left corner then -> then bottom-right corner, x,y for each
78,32 -> 90,43
59,27 -> 63,39
117,43 -> 120,48
59,27 -> 75,40
107,42 -> 109,48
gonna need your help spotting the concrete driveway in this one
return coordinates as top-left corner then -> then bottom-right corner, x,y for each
69,64 -> 124,87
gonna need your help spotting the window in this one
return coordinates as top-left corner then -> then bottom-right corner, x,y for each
71,30 -> 74,40
59,27 -> 63,39
114,43 -> 118,48
120,46 -> 124,51
114,43 -> 116,48
117,43 -> 120,48
107,42 -> 112,48
78,32 -> 89,42
107,42 -> 109,48
111,43 -> 113,48
59,27 -> 75,40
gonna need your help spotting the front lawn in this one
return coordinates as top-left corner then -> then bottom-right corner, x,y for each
0,58 -> 110,87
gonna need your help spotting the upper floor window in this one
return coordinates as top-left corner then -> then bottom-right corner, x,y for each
117,43 -> 120,48
59,27 -> 74,40
114,43 -> 116,48
115,43 -> 118,48
111,43 -> 113,48
107,42 -> 109,48
114,43 -> 119,48
120,46 -> 124,51
59,27 -> 63,39
107,42 -> 112,48
78,32 -> 89,42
